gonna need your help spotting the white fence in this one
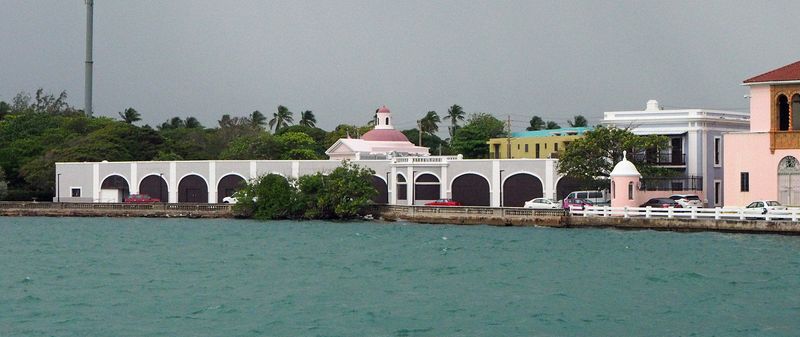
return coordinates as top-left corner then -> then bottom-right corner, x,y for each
571,205 -> 800,222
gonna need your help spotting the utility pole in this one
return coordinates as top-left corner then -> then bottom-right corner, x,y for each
418,120 -> 423,146
84,0 -> 94,117
506,115 -> 512,159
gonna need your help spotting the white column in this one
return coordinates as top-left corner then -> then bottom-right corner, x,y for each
491,160 -> 501,207
208,161 -> 217,203
249,161 -> 257,180
390,167 -> 397,205
92,163 -> 100,202
406,166 -> 414,206
545,159 -> 554,200
130,162 -> 138,194
440,166 -> 448,198
291,161 -> 300,179
169,161 -> 177,203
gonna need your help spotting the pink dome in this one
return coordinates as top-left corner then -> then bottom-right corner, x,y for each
377,105 -> 391,113
361,129 -> 409,142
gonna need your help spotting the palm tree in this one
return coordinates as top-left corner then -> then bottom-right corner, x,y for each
419,111 -> 440,134
117,107 -> 141,124
568,115 -> 588,127
526,115 -> 544,131
443,104 -> 465,138
250,110 -> 266,129
299,110 -> 317,128
269,105 -> 294,132
545,121 -> 560,129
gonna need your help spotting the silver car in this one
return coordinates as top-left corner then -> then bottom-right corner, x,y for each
669,194 -> 703,208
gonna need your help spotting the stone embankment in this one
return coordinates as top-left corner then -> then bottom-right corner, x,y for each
0,202 -> 234,218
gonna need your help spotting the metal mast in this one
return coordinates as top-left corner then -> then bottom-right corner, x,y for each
84,0 -> 94,117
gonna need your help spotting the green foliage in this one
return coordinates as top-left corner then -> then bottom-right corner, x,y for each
275,132 -> 323,160
451,113 -> 506,158
299,110 -> 317,128
545,121 -> 561,129
234,174 -> 302,219
568,115 -> 588,127
0,166 -> 7,200
526,116 -> 545,131
401,129 -> 453,154
324,124 -> 371,149
220,133 -> 281,160
277,125 -> 328,157
419,110 -> 441,135
118,107 -> 141,124
557,126 -> 671,189
269,105 -> 294,132
443,104 -> 466,138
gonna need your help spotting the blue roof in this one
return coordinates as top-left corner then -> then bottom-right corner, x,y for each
510,127 -> 591,138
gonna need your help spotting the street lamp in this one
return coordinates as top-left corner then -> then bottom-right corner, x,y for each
56,173 -> 61,203
159,173 -> 164,202
499,170 -> 505,208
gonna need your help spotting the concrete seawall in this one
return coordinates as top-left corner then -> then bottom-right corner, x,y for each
0,202 -> 234,218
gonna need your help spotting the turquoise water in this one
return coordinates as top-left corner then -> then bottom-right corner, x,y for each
1,217 -> 799,336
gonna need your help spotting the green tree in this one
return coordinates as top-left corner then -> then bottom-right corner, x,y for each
557,126 -> 670,189
276,125 -> 329,157
526,116 -> 545,131
568,115 -> 588,127
250,110 -> 266,129
117,107 -> 141,124
0,101 -> 10,120
159,117 -> 185,130
185,117 -> 203,129
234,174 -> 302,219
545,121 -> 561,129
297,161 -> 376,219
443,104 -> 466,138
299,110 -> 317,128
450,113 -> 506,158
0,166 -> 7,200
269,105 -> 294,132
220,133 -> 282,160
276,132 -> 323,160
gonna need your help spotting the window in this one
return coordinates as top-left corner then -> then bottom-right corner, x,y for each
740,172 -> 749,192
714,137 -> 721,166
71,188 -> 81,197
524,144 -> 529,152
628,182 -> 634,200
555,143 -> 559,152
714,180 -> 721,206
385,117 -> 389,125
517,144 -> 520,150
611,181 -> 615,198
535,144 -> 540,158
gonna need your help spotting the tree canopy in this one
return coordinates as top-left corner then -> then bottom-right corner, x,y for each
451,113 -> 506,158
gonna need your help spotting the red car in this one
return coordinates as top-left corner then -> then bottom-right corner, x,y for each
125,194 -> 161,203
425,199 -> 462,206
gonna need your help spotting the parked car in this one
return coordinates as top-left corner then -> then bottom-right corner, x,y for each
745,200 -> 787,214
564,190 -> 609,205
563,198 -> 593,211
669,194 -> 703,208
125,194 -> 160,203
524,198 -> 560,209
639,198 -> 682,208
425,199 -> 462,206
222,196 -> 238,204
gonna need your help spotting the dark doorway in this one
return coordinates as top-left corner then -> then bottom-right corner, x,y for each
396,174 -> 407,200
217,175 -> 246,203
371,176 -> 389,204
100,175 -> 130,202
451,174 -> 490,206
779,95 -> 790,131
556,176 -> 583,200
414,173 -> 440,201
140,175 -> 168,202
671,138 -> 683,164
178,175 -> 208,203
502,173 -> 543,207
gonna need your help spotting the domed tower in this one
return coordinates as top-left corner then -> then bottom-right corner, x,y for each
610,151 -> 642,208
362,105 -> 411,142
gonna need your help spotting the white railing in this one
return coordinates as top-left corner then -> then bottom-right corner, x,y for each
571,205 -> 800,222
391,155 -> 462,164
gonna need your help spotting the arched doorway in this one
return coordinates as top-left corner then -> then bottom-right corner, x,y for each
502,173 -> 543,207
556,176 -> 583,200
414,173 -> 440,203
396,174 -> 407,201
139,175 -> 168,202
778,95 -> 790,131
178,174 -> 208,203
371,176 -> 388,204
778,156 -> 800,206
451,174 -> 490,206
100,175 -> 130,202
217,174 -> 246,203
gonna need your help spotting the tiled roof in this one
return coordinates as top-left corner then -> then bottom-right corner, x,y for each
743,60 -> 800,84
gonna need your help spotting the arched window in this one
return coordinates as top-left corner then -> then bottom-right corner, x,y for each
611,181 -> 615,199
792,94 -> 800,130
385,117 -> 389,125
628,182 -> 634,200
778,95 -> 790,131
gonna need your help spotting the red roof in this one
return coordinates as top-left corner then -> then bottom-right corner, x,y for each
377,105 -> 390,113
743,60 -> 800,84
361,129 -> 409,142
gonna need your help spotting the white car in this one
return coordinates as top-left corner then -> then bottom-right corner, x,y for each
222,196 -> 238,204
745,200 -> 787,215
669,194 -> 703,208
524,198 -> 560,209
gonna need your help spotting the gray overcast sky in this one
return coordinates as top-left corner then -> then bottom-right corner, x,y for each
1,0 -> 799,134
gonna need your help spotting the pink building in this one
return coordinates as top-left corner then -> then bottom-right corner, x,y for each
724,60 -> 800,206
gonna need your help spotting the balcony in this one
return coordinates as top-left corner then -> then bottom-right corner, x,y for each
639,176 -> 703,191
632,153 -> 686,166
771,131 -> 800,152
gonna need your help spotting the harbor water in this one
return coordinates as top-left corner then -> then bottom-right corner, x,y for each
1,217 -> 799,336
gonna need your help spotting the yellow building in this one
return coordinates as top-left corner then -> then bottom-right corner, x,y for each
487,127 -> 589,159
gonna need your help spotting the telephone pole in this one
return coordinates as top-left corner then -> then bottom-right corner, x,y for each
506,115 -> 512,158
84,0 -> 94,117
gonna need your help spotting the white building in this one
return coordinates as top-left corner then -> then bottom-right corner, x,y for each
602,100 -> 750,206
